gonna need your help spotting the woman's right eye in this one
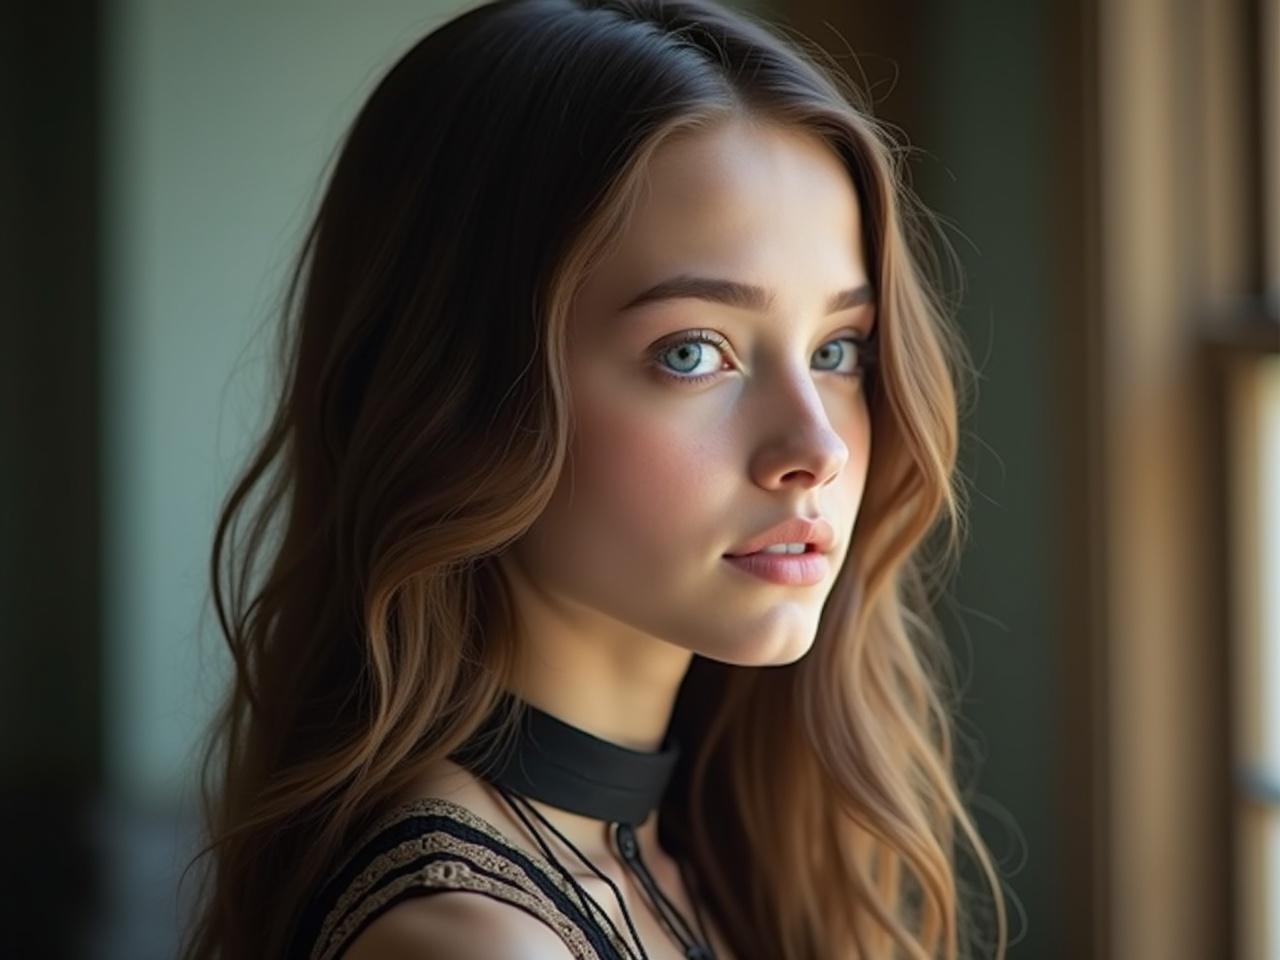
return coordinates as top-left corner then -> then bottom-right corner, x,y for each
650,330 -> 732,385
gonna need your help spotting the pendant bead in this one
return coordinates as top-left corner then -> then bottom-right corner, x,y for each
616,822 -> 639,860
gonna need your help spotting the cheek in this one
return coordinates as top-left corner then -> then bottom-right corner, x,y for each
565,388 -> 730,561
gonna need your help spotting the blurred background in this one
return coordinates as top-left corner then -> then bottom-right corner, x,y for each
2,0 -> 1278,957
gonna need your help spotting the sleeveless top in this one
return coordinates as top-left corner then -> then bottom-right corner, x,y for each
290,795 -> 653,960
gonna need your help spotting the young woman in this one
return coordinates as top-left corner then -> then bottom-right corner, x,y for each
179,1 -> 1010,957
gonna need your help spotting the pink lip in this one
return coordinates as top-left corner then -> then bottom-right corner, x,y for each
722,549 -> 830,586
725,516 -> 836,558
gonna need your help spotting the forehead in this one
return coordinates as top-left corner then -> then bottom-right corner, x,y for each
579,119 -> 869,317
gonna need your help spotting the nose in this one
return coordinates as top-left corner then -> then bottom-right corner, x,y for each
746,366 -> 850,491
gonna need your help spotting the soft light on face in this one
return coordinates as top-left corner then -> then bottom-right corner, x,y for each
508,118 -> 875,668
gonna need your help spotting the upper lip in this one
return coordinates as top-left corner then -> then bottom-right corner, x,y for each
724,516 -> 836,557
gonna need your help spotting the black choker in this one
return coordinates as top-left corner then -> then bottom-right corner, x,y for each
446,691 -> 716,960
447,691 -> 682,826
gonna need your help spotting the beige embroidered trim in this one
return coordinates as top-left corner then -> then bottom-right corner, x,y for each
339,796 -> 625,939
313,829 -> 557,954
309,796 -> 634,960
314,858 -> 603,960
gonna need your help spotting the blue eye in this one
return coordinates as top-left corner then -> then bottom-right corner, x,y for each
650,328 -> 877,385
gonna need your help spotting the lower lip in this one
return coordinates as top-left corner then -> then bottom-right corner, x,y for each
722,550 -> 830,586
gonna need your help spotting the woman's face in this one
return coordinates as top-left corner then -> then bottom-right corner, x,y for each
507,119 -> 875,668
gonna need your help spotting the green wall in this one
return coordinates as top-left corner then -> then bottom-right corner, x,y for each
921,2 -> 1064,956
101,0 -> 474,807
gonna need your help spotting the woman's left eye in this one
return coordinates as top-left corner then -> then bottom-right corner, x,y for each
649,329 -> 875,385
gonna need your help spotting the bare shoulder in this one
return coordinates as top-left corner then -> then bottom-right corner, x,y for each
341,889 -> 576,960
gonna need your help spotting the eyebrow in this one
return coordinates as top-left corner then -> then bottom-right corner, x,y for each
618,275 -> 876,315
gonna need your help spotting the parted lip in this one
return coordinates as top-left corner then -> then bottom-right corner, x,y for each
724,516 -> 836,557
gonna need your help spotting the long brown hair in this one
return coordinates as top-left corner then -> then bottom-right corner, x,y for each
179,1 -> 1010,957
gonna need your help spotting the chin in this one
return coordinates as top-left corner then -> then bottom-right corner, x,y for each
701,627 -> 818,668
768,635 -> 819,667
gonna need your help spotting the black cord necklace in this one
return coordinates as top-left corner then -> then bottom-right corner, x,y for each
448,692 -> 718,960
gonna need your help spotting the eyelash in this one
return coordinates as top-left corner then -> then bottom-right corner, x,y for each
649,328 -> 878,386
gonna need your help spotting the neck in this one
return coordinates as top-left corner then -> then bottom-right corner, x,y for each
476,550 -> 696,860
511,668 -> 686,753
499,553 -> 695,752
454,683 -> 686,865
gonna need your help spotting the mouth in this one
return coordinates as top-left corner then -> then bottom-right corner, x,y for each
724,516 -> 836,558
723,543 -> 820,559
721,546 -> 830,586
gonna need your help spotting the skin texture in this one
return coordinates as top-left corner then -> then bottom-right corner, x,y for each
382,117 -> 876,958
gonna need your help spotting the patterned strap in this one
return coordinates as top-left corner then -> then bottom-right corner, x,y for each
300,797 -> 631,960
